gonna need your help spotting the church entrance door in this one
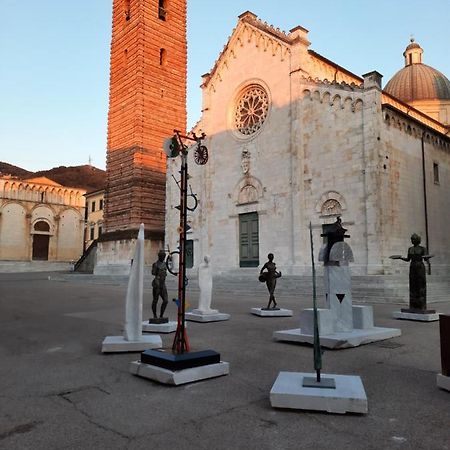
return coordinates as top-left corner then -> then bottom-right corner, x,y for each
32,221 -> 51,261
32,234 -> 50,260
239,212 -> 259,267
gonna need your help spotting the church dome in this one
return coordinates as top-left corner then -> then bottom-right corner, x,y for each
384,39 -> 450,102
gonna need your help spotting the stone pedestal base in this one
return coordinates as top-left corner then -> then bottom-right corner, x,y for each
273,327 -> 401,349
274,305 -> 401,349
185,310 -> 230,322
437,373 -> 450,391
270,371 -> 368,414
148,317 -> 169,324
101,335 -> 162,353
130,361 -> 229,385
142,321 -> 178,333
393,311 -> 440,322
251,308 -> 293,317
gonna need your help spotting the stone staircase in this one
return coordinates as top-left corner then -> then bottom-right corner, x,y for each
48,271 -> 450,305
179,274 -> 449,304
0,260 -> 74,273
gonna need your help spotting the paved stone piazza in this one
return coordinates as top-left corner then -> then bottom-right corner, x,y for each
0,272 -> 449,449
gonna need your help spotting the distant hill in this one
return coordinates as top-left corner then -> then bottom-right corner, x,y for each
0,162 -> 106,192
34,165 -> 106,192
0,162 -> 32,178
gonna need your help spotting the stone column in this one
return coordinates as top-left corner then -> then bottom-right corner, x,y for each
53,215 -> 60,261
361,71 -> 384,274
25,212 -> 32,260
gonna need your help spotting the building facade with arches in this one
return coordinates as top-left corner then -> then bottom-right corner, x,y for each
0,176 -> 86,261
165,12 -> 450,277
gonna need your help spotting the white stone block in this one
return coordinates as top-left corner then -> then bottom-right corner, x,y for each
101,335 -> 162,353
129,360 -> 230,385
352,305 -> 374,329
299,309 -> 333,335
326,265 -> 353,332
185,311 -> 230,322
392,311 -> 440,322
437,373 -> 450,391
270,371 -> 368,414
251,308 -> 293,317
142,321 -> 178,333
273,326 -> 401,349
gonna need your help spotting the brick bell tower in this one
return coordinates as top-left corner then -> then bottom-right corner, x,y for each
95,0 -> 187,273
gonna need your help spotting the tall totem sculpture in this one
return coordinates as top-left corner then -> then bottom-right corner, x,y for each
130,132 -> 230,385
164,131 -> 208,354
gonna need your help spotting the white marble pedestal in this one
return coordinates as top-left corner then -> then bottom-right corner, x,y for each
274,306 -> 401,349
270,371 -> 368,414
185,310 -> 230,322
101,335 -> 162,353
437,373 -> 450,391
130,360 -> 230,385
393,311 -> 440,322
142,321 -> 178,333
251,308 -> 293,317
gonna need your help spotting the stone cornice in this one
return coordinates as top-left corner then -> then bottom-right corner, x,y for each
202,12 -> 292,91
382,103 -> 450,144
300,75 -> 363,92
382,92 -> 448,135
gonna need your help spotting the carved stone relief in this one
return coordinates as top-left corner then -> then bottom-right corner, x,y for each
238,184 -> 258,205
321,199 -> 342,216
241,149 -> 251,175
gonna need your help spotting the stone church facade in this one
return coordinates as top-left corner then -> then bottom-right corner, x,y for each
0,176 -> 85,261
165,12 -> 450,277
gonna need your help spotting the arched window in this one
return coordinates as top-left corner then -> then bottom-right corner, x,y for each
34,221 -> 50,232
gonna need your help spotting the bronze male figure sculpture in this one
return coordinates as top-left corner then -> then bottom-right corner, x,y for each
150,249 -> 169,323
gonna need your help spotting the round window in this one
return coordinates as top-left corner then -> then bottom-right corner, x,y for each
234,85 -> 269,136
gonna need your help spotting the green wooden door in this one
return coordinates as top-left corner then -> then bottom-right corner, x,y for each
239,212 -> 259,267
186,239 -> 194,268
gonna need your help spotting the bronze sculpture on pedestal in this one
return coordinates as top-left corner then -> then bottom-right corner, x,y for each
259,253 -> 282,310
150,250 -> 169,323
391,233 -> 434,313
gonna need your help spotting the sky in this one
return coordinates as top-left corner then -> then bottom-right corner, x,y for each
1,0 -> 449,172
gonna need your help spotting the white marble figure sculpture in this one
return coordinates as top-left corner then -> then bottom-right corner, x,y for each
185,255 -> 229,322
124,223 -> 145,341
197,255 -> 218,314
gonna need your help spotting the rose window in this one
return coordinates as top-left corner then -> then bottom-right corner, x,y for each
234,85 -> 269,136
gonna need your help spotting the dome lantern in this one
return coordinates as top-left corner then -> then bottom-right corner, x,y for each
403,38 -> 423,66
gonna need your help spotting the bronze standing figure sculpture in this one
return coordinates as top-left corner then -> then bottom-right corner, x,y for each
260,253 -> 282,309
150,249 -> 169,323
391,233 -> 434,312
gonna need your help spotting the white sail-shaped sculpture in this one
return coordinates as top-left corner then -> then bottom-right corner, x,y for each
101,224 -> 162,352
124,224 -> 144,341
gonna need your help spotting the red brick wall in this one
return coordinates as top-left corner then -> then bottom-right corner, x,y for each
104,0 -> 187,233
